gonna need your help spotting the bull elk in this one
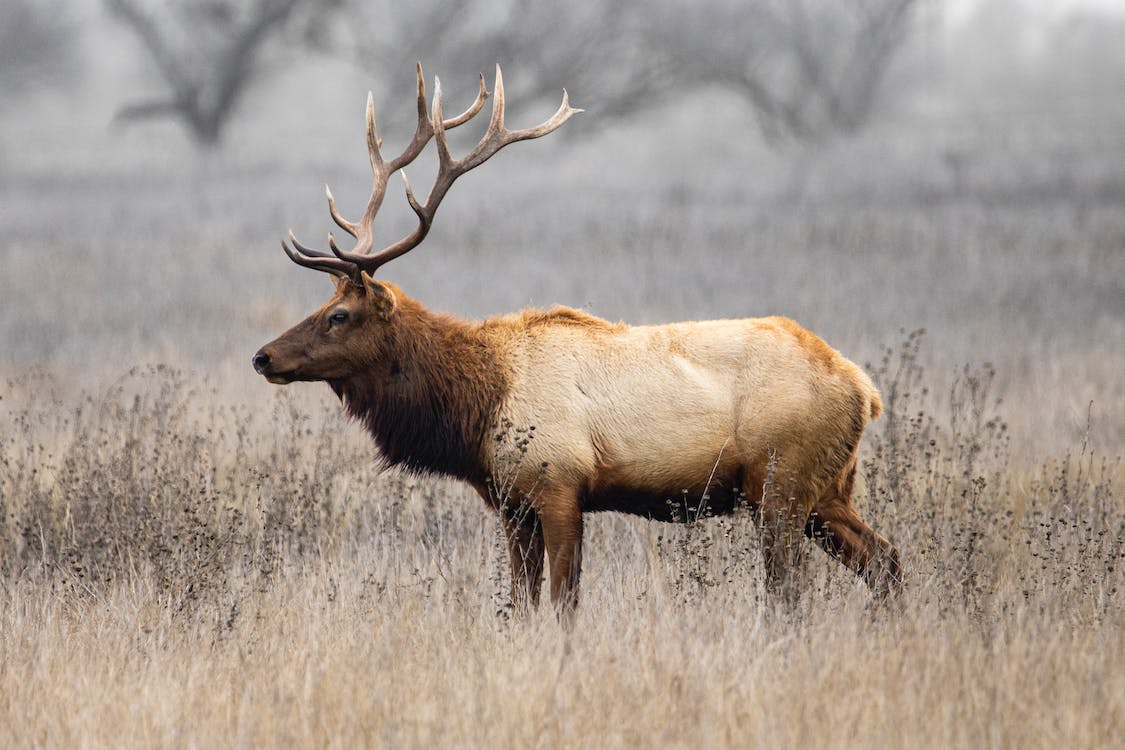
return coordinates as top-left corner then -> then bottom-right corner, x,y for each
253,64 -> 902,617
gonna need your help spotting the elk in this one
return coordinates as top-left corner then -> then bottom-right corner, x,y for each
253,64 -> 902,617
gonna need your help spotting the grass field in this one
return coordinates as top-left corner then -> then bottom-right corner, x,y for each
1,82 -> 1123,746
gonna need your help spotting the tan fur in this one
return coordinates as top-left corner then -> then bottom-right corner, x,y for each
473,310 -> 900,610
482,314 -> 873,490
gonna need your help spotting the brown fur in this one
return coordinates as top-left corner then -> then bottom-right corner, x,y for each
256,279 -> 506,481
512,306 -> 627,332
255,281 -> 902,617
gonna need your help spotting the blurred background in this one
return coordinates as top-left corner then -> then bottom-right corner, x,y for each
1,0 -> 1122,459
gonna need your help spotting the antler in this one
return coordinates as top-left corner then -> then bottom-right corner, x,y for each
282,63 -> 582,281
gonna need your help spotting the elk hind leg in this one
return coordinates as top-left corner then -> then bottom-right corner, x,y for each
806,466 -> 902,596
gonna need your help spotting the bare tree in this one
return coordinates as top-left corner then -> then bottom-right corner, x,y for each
641,0 -> 920,143
0,0 -> 74,101
308,0 -> 667,133
321,0 -> 918,144
105,0 -> 309,146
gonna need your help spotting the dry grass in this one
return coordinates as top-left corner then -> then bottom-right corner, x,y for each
1,339 -> 1121,747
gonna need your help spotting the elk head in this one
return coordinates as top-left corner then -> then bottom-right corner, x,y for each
253,64 -> 580,385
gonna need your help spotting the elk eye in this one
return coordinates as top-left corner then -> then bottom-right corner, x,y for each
329,311 -> 349,326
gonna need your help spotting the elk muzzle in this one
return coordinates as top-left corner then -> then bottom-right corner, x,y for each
252,346 -> 301,384
252,350 -> 271,373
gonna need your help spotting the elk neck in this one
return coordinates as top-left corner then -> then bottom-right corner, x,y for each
331,296 -> 507,482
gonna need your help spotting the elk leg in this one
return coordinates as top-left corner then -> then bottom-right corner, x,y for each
806,469 -> 903,596
537,490 -> 584,622
748,459 -> 818,599
757,493 -> 813,600
500,507 -> 545,614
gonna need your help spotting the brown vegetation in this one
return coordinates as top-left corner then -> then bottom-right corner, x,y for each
1,339 -> 1120,745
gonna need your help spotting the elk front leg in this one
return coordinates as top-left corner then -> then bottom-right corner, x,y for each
755,477 -> 814,601
537,489 -> 584,622
500,506 -> 545,615
759,501 -> 809,598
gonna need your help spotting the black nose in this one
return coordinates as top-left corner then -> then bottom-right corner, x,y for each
252,351 -> 270,373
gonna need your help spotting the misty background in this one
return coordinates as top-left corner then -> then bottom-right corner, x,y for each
1,0 -> 1123,458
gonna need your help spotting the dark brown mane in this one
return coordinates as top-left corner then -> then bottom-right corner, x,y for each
333,301 -> 508,482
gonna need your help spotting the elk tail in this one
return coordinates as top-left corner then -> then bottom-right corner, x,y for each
868,388 -> 884,421
858,369 -> 883,421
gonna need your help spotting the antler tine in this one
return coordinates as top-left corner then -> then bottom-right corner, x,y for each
506,86 -> 580,141
349,90 -> 391,257
281,237 -> 351,278
325,185 -> 357,238
432,77 -> 454,169
287,229 -> 333,259
365,91 -> 384,173
412,61 -> 428,132
488,63 -> 506,133
442,72 -> 489,129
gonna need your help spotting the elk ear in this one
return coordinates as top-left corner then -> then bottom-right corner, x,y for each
331,274 -> 350,294
360,271 -> 397,320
